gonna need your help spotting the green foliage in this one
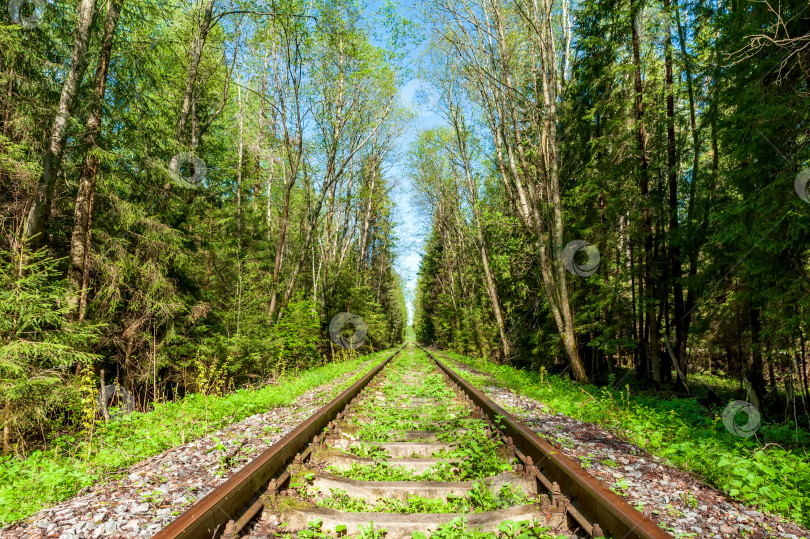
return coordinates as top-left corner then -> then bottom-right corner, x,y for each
347,443 -> 389,459
444,351 -> 810,527
413,517 -> 568,539
318,482 -> 530,514
1,0 -> 408,461
0,246 -> 102,454
286,519 -> 389,539
414,0 -> 810,431
0,348 -> 394,525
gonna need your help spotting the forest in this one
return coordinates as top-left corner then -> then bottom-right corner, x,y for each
1,0 -> 409,455
412,0 -> 810,419
1,0 -> 810,531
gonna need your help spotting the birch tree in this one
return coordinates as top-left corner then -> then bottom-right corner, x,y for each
429,0 -> 588,379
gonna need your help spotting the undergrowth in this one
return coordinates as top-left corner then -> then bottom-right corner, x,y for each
0,348 -> 395,526
442,351 -> 810,527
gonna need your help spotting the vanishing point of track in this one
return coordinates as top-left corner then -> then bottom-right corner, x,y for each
151,345 -> 672,539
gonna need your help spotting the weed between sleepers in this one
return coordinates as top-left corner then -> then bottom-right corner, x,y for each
315,482 -> 533,514
275,347 -> 569,537
347,443 -> 390,459
285,517 -> 569,539
327,427 -> 513,482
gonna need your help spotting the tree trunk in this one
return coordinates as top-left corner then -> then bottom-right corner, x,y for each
320,181 -> 337,320
268,174 -> 293,319
664,0 -> 686,388
498,0 -> 587,380
277,178 -> 335,317
632,0 -> 661,386
358,158 -> 377,272
176,0 -> 215,144
68,0 -> 123,318
2,400 -> 10,456
800,325 -> 809,400
23,0 -> 98,245
235,84 -> 244,336
747,308 -> 767,408
2,68 -> 13,138
266,157 -> 274,240
542,0 -> 586,382
450,105 -> 510,360
675,0 -> 704,381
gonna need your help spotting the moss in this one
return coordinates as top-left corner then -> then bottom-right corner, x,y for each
269,493 -> 314,514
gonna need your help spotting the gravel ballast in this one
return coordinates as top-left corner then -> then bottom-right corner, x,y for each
2,362 -> 374,539
449,358 -> 809,539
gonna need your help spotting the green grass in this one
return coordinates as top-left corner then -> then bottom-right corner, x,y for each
289,517 -> 567,539
416,517 -> 569,539
333,348 -> 513,482
316,482 -> 531,514
440,351 -> 810,528
0,348 -> 397,526
303,348 -> 561,539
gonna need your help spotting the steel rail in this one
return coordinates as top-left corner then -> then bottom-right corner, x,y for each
422,346 -> 672,539
152,345 -> 404,539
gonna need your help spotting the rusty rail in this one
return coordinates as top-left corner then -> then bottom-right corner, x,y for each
421,346 -> 672,539
151,345 -> 404,539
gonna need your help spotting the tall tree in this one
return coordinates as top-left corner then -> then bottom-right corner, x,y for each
67,0 -> 124,320
23,0 -> 98,245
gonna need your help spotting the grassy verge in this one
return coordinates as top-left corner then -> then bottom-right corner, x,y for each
440,351 -> 810,528
0,348 -> 397,526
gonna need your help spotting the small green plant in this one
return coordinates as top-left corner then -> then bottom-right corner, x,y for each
0,348 -> 397,525
348,443 -> 389,459
192,352 -> 234,398
298,519 -> 330,539
438,350 -> 810,527
357,522 -> 387,539
680,491 -> 698,508
412,516 -> 567,538
664,504 -> 684,518
611,478 -> 629,495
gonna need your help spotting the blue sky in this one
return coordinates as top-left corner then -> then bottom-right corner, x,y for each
374,1 -> 446,323
392,79 -> 443,323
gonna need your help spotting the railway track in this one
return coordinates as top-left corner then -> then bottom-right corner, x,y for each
152,345 -> 671,539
